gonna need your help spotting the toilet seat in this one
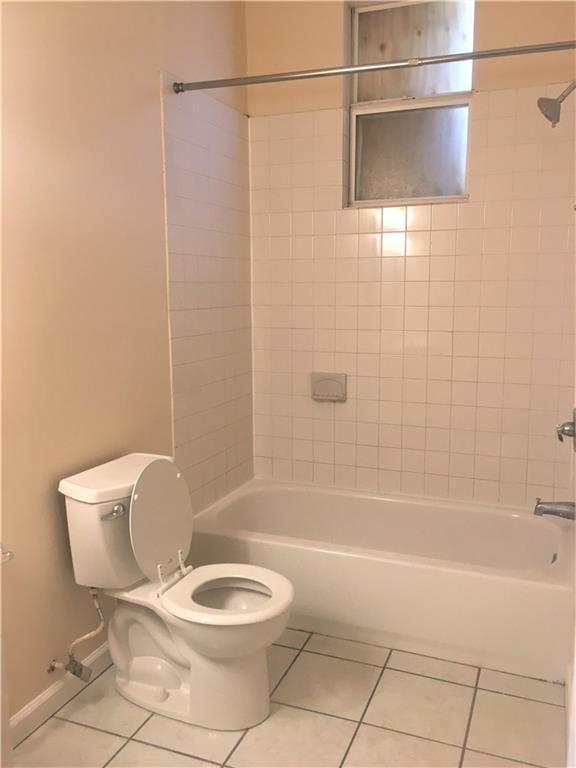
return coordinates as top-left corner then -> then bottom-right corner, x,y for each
129,459 -> 194,582
160,563 -> 294,626
125,458 -> 294,627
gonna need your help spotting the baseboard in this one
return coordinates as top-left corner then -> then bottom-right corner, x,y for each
9,641 -> 111,747
566,656 -> 575,767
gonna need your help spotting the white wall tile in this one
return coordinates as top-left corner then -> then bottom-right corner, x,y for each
249,87 -> 573,508
164,89 -> 253,509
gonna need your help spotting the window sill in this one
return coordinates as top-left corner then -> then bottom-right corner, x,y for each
348,193 -> 469,209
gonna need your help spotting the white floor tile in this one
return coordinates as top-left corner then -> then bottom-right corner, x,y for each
343,724 -> 461,767
462,750 -> 533,767
134,714 -> 243,763
364,669 -> 474,746
108,740 -> 213,767
467,690 -> 566,767
57,668 -> 150,737
268,644 -> 298,690
306,635 -> 389,666
275,628 -> 310,649
388,650 -> 477,686
12,719 -> 124,767
228,703 -> 357,767
273,651 -> 381,720
479,669 -> 564,705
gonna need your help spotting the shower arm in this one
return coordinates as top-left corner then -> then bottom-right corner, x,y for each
556,80 -> 576,103
173,40 -> 576,93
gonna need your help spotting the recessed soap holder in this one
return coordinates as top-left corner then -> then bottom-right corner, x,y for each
311,372 -> 347,403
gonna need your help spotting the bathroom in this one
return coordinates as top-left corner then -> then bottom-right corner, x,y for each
2,0 -> 575,766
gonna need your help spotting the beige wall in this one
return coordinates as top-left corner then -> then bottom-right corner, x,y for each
245,1 -> 575,116
2,1 -> 246,715
474,1 -> 576,90
245,1 -> 349,115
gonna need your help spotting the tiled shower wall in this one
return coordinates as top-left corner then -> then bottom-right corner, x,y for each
250,84 -> 575,508
163,85 -> 253,511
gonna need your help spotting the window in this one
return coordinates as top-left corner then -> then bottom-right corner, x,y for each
350,1 -> 475,206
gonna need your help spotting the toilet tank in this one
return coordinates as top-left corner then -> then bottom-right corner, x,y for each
58,453 -> 171,589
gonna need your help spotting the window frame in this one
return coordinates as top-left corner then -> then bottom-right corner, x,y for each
352,1 -> 425,105
349,1 -> 473,208
349,92 -> 472,207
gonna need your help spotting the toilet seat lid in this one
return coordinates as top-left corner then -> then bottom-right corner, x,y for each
129,458 -> 193,582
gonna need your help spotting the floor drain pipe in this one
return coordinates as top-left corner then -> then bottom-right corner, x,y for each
48,589 -> 105,682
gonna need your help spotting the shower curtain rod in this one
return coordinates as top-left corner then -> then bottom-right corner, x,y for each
173,40 -> 576,93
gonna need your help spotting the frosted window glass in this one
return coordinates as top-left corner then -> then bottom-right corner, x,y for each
356,2 -> 474,101
354,105 -> 469,202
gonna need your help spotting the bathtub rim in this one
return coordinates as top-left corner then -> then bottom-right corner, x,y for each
193,478 -> 574,588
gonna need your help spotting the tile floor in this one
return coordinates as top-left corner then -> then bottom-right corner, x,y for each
12,628 -> 566,768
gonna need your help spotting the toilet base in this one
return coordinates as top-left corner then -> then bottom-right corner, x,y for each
107,589 -> 287,730
114,649 -> 271,731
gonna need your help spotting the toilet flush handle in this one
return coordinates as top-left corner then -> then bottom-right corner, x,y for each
102,504 -> 126,521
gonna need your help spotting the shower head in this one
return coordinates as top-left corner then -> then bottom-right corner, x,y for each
537,81 -> 576,127
537,96 -> 562,126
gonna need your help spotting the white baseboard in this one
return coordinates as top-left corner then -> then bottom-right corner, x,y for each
567,656 -> 575,767
9,641 -> 111,747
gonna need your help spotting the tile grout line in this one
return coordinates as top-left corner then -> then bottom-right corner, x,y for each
286,628 -> 395,651
357,722 -> 471,751
220,729 -> 249,768
304,630 -> 475,665
101,737 -> 131,768
127,712 -> 155,740
281,641 -> 562,705
480,665 -> 565,687
222,631 -> 314,768
465,747 -> 547,768
338,647 -> 392,767
458,666 -> 481,768
268,700 -> 359,724
52,715 -> 141,741
299,648 -> 386,669
272,700 -> 488,752
290,629 -> 565,687
129,736 -> 223,767
13,663 -> 115,750
19,629 -> 565,766
270,632 -> 313,696
385,647 -> 479,670
386,665 -> 477,689
476,687 -> 565,708
265,699 -> 481,751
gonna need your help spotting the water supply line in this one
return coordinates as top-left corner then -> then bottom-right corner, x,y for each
47,588 -> 105,682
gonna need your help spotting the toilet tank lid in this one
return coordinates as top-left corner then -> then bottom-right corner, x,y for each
58,453 -> 173,504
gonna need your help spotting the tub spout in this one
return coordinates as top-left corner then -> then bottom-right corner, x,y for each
534,498 -> 575,520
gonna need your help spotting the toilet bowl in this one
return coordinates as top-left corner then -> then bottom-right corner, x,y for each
59,453 -> 294,730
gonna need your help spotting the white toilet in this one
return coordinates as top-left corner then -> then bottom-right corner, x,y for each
58,453 -> 294,730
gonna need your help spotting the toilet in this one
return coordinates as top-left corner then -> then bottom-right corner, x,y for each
58,453 -> 294,730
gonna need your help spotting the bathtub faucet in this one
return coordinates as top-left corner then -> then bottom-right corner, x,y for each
533,498 -> 575,520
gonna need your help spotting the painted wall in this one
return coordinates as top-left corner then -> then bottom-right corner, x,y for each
2,1 -> 246,716
245,1 -> 575,115
163,81 -> 253,512
474,1 -> 576,91
245,1 -> 350,116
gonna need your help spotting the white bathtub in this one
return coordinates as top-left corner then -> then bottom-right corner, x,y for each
191,481 -> 574,680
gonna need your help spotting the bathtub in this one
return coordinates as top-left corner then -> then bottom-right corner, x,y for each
191,480 -> 574,681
